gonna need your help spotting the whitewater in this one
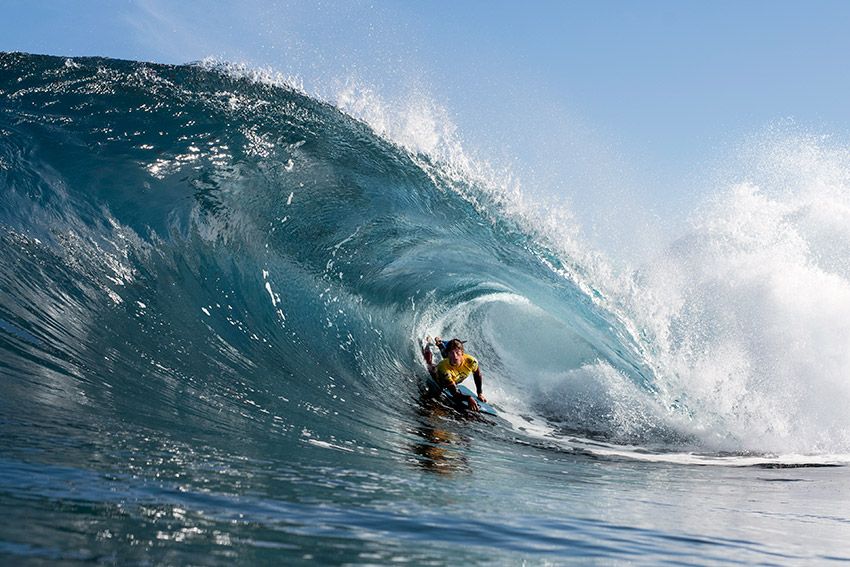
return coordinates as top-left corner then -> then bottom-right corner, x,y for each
1,52 -> 849,564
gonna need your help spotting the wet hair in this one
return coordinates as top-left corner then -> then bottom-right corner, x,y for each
444,338 -> 465,353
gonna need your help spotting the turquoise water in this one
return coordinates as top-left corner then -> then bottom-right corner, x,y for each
1,53 -> 849,564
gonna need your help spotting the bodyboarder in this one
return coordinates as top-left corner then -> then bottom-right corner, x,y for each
422,337 -> 487,412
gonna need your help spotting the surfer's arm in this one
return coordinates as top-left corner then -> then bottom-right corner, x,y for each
434,336 -> 448,357
473,368 -> 487,403
422,343 -> 437,378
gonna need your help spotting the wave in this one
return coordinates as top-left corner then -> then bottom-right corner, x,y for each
1,52 -> 850,466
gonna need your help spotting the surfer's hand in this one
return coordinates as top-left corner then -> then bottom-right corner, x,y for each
467,395 -> 480,411
477,393 -> 487,403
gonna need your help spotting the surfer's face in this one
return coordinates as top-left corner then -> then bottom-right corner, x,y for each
447,348 -> 463,366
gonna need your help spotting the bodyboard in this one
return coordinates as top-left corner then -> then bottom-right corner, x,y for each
426,374 -> 498,416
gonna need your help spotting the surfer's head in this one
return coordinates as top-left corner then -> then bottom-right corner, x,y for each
445,338 -> 465,365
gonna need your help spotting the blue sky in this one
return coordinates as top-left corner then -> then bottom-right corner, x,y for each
4,1 -> 850,235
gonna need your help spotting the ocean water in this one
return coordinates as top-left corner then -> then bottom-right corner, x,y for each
1,52 -> 849,565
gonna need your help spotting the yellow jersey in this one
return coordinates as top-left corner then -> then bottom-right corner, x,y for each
435,354 -> 479,387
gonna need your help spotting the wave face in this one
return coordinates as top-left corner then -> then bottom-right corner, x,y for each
2,52 -> 850,563
0,51 -> 660,449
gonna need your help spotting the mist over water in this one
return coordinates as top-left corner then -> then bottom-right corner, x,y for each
617,135 -> 850,455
